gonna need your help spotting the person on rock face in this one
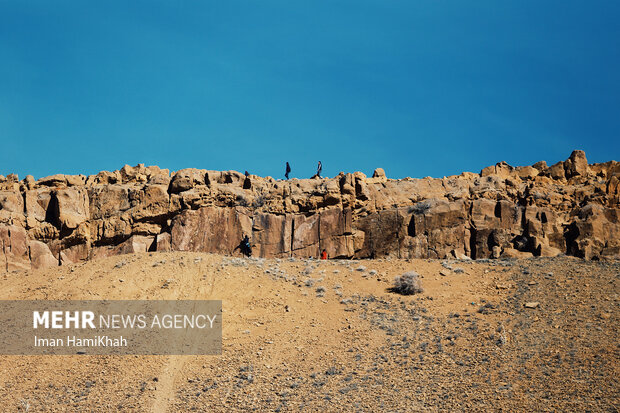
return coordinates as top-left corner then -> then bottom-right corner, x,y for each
316,161 -> 322,178
285,162 -> 291,180
234,234 -> 252,257
321,249 -> 327,260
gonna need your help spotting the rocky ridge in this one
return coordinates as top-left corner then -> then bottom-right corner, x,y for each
1,150 -> 618,270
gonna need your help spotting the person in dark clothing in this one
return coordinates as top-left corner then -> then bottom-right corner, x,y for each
285,162 -> 291,180
234,234 -> 252,257
316,161 -> 322,178
243,171 -> 251,189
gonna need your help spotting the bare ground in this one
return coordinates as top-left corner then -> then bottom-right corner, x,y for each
0,253 -> 618,412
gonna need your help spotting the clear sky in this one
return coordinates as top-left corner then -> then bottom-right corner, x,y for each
1,1 -> 618,180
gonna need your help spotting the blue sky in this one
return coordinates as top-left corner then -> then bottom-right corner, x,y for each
1,1 -> 618,180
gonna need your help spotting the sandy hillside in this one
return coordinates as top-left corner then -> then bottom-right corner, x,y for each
0,253 -> 618,412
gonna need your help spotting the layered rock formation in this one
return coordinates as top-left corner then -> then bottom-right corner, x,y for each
1,150 -> 618,270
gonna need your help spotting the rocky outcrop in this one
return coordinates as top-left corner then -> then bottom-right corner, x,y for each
1,152 -> 619,270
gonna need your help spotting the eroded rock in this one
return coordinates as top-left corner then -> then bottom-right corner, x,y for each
1,152 -> 618,269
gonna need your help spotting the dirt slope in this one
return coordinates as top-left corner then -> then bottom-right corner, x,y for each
0,253 -> 618,412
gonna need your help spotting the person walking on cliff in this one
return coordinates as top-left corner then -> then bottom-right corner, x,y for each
243,171 -> 251,189
285,162 -> 291,180
316,161 -> 322,178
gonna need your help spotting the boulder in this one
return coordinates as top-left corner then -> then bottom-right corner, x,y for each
91,235 -> 154,260
155,232 -> 171,252
24,188 -> 53,223
127,185 -> 170,221
0,190 -> 25,224
169,169 -> 207,193
517,166 -> 539,180
23,175 -> 36,189
53,188 -> 90,229
339,173 -> 356,196
66,175 -> 86,187
532,161 -> 548,172
88,185 -> 130,220
116,235 -> 155,254
37,174 -> 67,187
59,242 -> 90,264
547,162 -> 566,180
607,175 -> 619,206
564,150 -> 588,178
501,248 -> 534,259
492,245 -> 502,259
538,244 -> 562,257
90,217 -> 132,244
85,170 -> 121,186
480,161 -> 514,178
28,240 -> 58,269
372,168 -> 386,178
205,170 -> 245,186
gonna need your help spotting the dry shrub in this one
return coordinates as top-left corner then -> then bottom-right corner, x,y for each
392,271 -> 423,295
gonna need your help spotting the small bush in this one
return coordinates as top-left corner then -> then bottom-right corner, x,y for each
392,271 -> 423,295
236,194 -> 249,207
253,195 -> 266,208
409,201 -> 432,215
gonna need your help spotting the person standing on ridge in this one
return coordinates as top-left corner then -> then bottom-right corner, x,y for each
316,161 -> 322,178
243,171 -> 251,189
285,162 -> 291,180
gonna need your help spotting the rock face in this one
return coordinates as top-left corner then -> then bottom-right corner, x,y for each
1,152 -> 619,270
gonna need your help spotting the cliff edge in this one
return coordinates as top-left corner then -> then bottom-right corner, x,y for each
1,150 -> 619,270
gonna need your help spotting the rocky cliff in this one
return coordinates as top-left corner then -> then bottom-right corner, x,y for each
1,150 -> 619,270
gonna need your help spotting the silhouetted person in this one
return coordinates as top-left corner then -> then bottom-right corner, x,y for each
316,161 -> 322,178
234,234 -> 252,257
285,162 -> 291,180
243,171 -> 251,189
